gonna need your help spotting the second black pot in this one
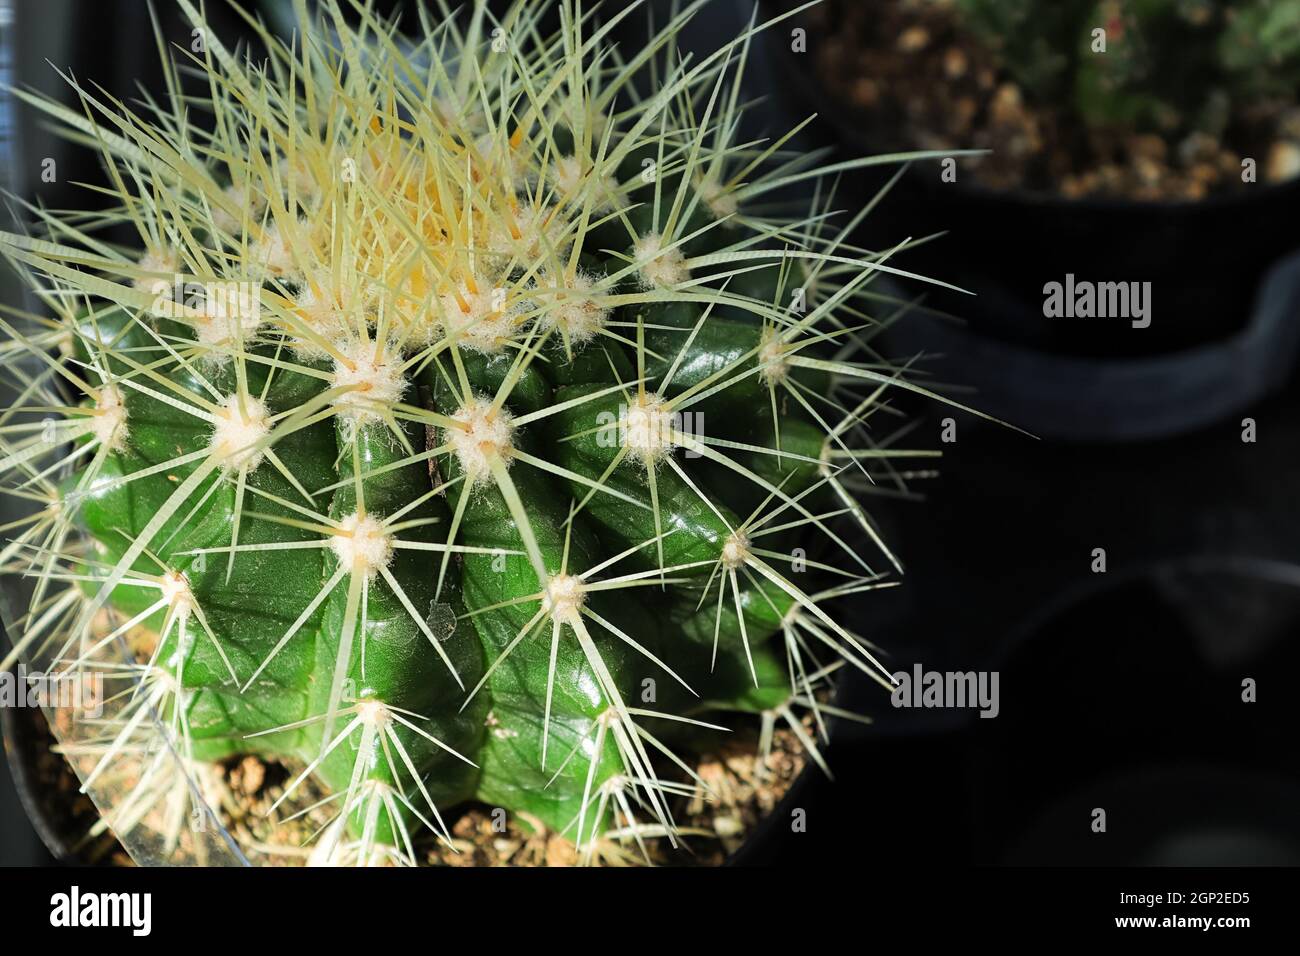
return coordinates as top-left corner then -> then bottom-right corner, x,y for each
768,0 -> 1300,360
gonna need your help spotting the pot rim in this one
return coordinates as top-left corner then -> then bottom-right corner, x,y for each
1,703 -> 83,863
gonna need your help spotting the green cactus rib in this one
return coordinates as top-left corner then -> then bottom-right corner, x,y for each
0,0 -> 969,864
63,299 -> 815,852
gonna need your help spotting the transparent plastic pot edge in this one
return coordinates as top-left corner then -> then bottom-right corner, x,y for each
0,404 -> 250,866
0,4 -> 244,858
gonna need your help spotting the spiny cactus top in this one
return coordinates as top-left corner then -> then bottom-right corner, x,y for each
0,0 -> 975,865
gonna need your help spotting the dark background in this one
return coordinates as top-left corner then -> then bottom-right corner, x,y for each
3,0 -> 1299,868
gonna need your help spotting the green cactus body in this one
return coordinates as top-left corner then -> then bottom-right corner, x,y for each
0,0 -> 974,865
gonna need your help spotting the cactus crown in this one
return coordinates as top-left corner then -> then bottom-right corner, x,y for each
952,0 -> 1300,134
0,0 -> 978,865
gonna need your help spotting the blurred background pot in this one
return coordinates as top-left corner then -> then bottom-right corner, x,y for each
974,558 -> 1300,866
765,0 -> 1300,442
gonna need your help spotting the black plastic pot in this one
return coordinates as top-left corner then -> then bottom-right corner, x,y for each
969,558 -> 1300,865
762,0 -> 1300,441
879,250 -> 1300,441
771,0 -> 1300,352
0,703 -> 122,865
822,141 -> 1300,361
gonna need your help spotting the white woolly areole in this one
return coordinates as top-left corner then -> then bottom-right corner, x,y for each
551,155 -> 620,210
92,385 -> 129,451
551,155 -> 587,196
194,282 -> 263,350
721,530 -> 751,570
621,395 -> 676,464
212,181 -> 267,236
435,90 -> 485,132
696,175 -> 739,220
633,232 -> 689,288
330,513 -> 393,576
355,697 -> 393,729
473,132 -> 533,184
291,283 -> 355,358
209,394 -> 271,471
535,271 -> 609,344
134,248 -> 179,293
599,773 -> 630,798
758,326 -> 793,387
486,201 -> 568,265
277,153 -> 323,209
545,99 -> 611,143
330,339 -> 407,419
160,570 -> 195,619
446,398 -> 515,485
250,223 -> 298,279
437,282 -> 518,353
543,573 -> 586,624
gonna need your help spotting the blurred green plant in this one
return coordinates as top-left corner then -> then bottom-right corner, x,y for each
952,0 -> 1300,134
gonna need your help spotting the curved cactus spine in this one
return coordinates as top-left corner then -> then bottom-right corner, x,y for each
0,0 -> 984,865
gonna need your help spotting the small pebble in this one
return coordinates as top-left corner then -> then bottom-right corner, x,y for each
1127,133 -> 1168,163
851,76 -> 880,108
1176,131 -> 1218,167
1133,155 -> 1163,186
943,47 -> 968,79
1098,164 -> 1125,191
1277,107 -> 1300,141
897,26 -> 930,53
1265,141 -> 1300,183
990,83 -> 1023,125
950,96 -> 977,136
714,815 -> 743,838
545,837 -> 577,867
235,756 -> 264,795
1060,175 -> 1087,199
